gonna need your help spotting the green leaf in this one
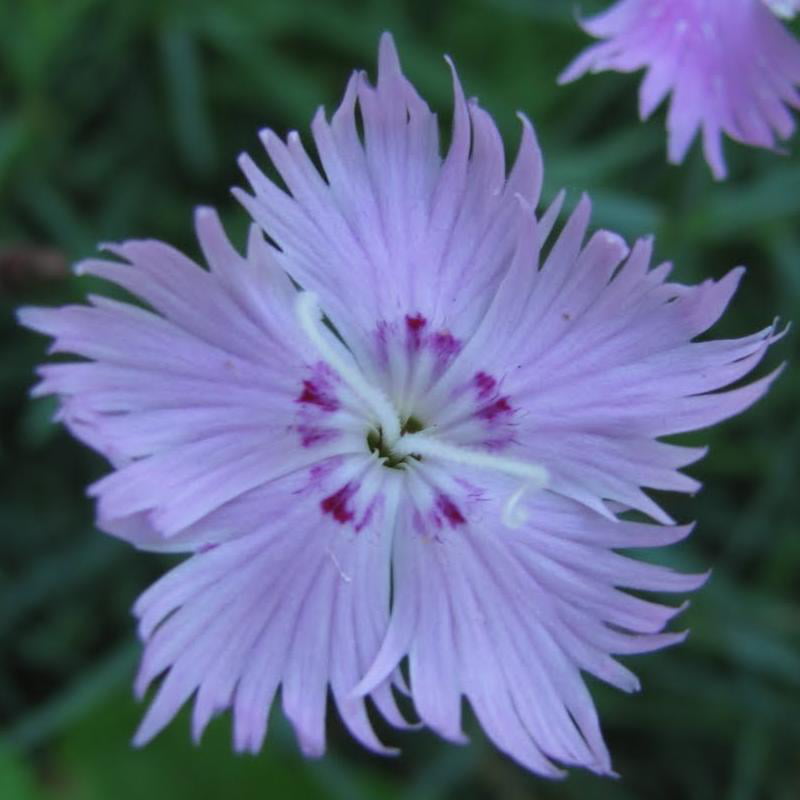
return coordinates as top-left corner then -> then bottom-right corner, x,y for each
159,27 -> 217,178
0,748 -> 43,800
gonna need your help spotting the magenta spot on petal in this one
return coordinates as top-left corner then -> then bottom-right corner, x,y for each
474,371 -> 497,398
405,313 -> 427,332
199,542 -> 218,553
477,396 -> 512,421
297,380 -> 339,412
321,482 -> 358,524
375,321 -> 391,365
304,458 -> 342,489
355,498 -> 378,532
432,331 -> 460,360
297,425 -> 337,447
482,435 -> 514,451
405,313 -> 427,350
437,494 -> 466,527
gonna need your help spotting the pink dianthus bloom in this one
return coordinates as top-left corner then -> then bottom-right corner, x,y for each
20,34 -> 781,778
560,0 -> 800,179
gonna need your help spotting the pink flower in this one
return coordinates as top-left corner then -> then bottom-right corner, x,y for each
20,34 -> 781,777
560,0 -> 800,179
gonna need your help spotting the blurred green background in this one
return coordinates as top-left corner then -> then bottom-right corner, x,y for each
1,0 -> 799,798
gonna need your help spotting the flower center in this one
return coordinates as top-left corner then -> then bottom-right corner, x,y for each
366,416 -> 425,469
295,290 -> 550,527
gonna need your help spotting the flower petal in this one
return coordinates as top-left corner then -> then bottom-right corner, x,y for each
443,208 -> 781,521
361,482 -> 701,777
235,33 -> 544,351
132,463 -> 402,754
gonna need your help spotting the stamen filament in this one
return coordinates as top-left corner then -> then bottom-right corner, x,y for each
394,433 -> 549,528
295,292 -> 401,444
